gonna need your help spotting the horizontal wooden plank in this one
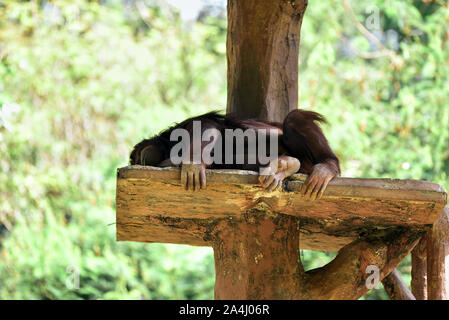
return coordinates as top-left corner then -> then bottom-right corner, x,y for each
116,165 -> 447,251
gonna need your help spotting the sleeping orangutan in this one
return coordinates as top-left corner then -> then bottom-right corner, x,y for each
130,109 -> 340,200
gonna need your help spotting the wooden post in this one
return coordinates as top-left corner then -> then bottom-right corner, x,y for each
427,207 -> 449,299
226,0 -> 308,121
213,212 -> 303,299
220,0 -> 307,299
411,236 -> 428,300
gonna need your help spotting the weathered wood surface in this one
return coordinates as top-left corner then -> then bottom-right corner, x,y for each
411,236 -> 428,300
116,166 -> 447,251
427,207 -> 449,299
382,269 -> 416,300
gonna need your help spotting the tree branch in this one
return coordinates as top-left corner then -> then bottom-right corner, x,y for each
342,0 -> 404,68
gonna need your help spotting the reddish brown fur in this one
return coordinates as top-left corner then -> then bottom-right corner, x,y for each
281,110 -> 340,175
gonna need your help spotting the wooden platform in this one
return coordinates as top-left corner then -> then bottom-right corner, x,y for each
116,165 -> 447,251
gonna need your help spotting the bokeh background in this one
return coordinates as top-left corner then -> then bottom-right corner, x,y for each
0,0 -> 448,299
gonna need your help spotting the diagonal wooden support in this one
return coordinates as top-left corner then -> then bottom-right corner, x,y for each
382,269 -> 416,300
116,166 -> 447,299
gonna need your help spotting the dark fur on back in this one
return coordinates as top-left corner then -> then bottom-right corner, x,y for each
130,111 -> 245,165
130,109 -> 339,176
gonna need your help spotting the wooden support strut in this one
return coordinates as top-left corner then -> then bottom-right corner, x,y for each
382,269 -> 416,300
427,207 -> 449,299
411,236 -> 428,300
384,206 -> 449,300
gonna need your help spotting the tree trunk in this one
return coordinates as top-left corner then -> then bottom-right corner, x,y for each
226,0 -> 308,122
213,209 -> 304,299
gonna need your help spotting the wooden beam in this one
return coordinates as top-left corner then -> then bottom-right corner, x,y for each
116,166 -> 447,251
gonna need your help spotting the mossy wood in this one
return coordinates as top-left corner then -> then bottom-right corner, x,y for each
116,165 -> 447,251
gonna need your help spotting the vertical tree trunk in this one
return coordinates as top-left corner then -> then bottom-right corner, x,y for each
427,207 -> 449,299
411,237 -> 428,300
213,210 -> 303,299
226,0 -> 308,122
219,0 -> 308,300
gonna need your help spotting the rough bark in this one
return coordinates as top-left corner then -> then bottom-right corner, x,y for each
212,210 -> 423,299
213,209 -> 303,299
427,207 -> 449,300
411,236 -> 428,300
226,0 -> 308,122
382,269 -> 416,300
303,228 -> 422,299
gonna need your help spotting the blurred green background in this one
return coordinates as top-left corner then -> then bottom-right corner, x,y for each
0,0 -> 448,299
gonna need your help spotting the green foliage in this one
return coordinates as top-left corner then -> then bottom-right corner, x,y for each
0,0 -> 448,300
0,0 -> 220,299
300,0 -> 449,190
